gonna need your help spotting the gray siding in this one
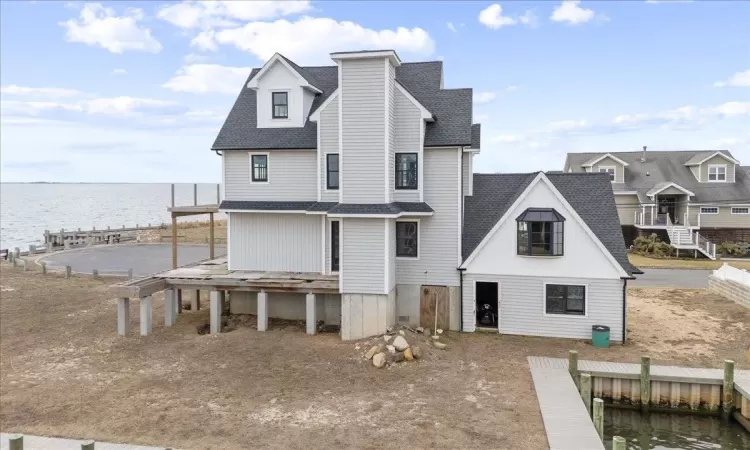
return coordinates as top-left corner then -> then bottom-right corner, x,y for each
614,195 -> 637,225
699,155 -> 736,183
319,94 -> 339,202
342,218 -> 385,293
224,150 -> 316,201
592,156 -> 625,183
228,212 -> 321,272
396,148 -> 460,286
462,274 -> 625,341
341,59 -> 385,203
392,88 -> 421,202
698,206 -> 750,228
689,165 -> 700,181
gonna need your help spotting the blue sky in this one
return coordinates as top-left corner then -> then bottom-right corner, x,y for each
1,0 -> 748,182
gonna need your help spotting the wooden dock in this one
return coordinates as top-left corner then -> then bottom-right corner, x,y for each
0,433 -> 166,450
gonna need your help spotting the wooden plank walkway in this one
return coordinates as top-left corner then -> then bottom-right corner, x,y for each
0,433 -> 167,450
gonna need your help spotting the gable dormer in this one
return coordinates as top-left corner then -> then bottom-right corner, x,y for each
684,151 -> 740,183
580,153 -> 629,183
247,53 -> 322,129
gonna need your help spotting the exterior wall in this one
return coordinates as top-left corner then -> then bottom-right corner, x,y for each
386,219 -> 396,293
614,194 -> 637,225
224,150 -> 317,201
340,58 -> 386,203
657,187 -> 688,195
341,218 -> 385,294
230,292 -> 342,325
387,62 -> 396,203
698,206 -> 750,228
228,212 -> 321,272
395,148 -> 461,286
593,156 -> 625,183
319,93 -> 339,202
699,155 -> 736,183
255,61 -> 306,129
392,87 -> 421,202
461,273 -> 625,341
340,291 -> 394,340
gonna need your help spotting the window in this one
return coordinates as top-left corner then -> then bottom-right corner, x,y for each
599,166 -> 616,182
708,165 -> 726,182
272,92 -> 288,119
395,153 -> 418,190
326,154 -> 339,190
251,154 -> 268,182
545,284 -> 586,316
396,221 -> 418,258
330,220 -> 340,272
700,207 -> 719,214
516,208 -> 565,256
731,207 -> 749,215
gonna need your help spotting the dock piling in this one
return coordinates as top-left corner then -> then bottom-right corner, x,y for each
8,434 -> 23,450
128,268 -> 133,280
580,372 -> 592,416
612,436 -> 626,450
92,269 -> 98,278
65,265 -> 72,278
593,398 -> 604,440
568,350 -> 579,388
723,360 -> 735,418
193,183 -> 198,206
12,256 -> 17,268
41,262 -> 46,274
641,356 -> 651,413
22,259 -> 27,271
81,440 -> 95,450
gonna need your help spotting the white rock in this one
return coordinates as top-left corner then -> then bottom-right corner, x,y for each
383,335 -> 392,342
393,335 -> 409,351
433,342 -> 447,350
432,335 -> 440,340
398,330 -> 405,336
372,352 -> 386,368
386,345 -> 396,354
416,326 -> 424,333
437,328 -> 443,334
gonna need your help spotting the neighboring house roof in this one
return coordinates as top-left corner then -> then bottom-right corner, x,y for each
645,182 -> 695,198
683,150 -> 740,166
581,153 -> 629,167
471,124 -> 481,150
565,150 -> 750,203
462,172 -> 639,276
212,60 -> 474,150
219,200 -> 433,216
742,166 -> 750,175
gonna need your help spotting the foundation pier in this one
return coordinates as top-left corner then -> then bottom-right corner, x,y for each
210,290 -> 221,334
306,293 -> 317,335
140,295 -> 153,336
117,297 -> 130,335
257,290 -> 268,331
164,289 -> 176,327
193,289 -> 201,311
177,289 -> 183,314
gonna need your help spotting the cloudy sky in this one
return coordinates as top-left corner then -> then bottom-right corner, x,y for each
1,0 -> 748,182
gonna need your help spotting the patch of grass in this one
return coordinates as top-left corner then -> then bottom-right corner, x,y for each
628,253 -> 750,270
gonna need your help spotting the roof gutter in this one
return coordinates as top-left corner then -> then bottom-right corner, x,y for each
213,149 -> 223,156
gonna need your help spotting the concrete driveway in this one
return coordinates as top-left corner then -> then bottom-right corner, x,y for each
37,243 -> 226,277
630,268 -> 712,288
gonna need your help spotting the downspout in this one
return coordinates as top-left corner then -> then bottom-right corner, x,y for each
213,150 -> 223,156
458,268 -> 466,332
621,278 -> 628,344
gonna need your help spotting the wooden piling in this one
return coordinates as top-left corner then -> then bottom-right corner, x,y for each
640,356 -> 651,413
723,360 -> 734,418
92,269 -> 98,278
81,440 -> 95,450
41,262 -> 46,274
568,350 -> 579,388
209,212 -> 215,259
171,183 -> 175,208
171,215 -> 177,269
12,256 -> 17,268
128,268 -> 133,280
580,372 -> 592,416
193,183 -> 198,206
8,434 -> 23,450
65,265 -> 72,278
612,436 -> 626,450
593,398 -> 604,440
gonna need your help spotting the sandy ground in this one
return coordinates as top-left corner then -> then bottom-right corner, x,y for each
1,266 -> 748,449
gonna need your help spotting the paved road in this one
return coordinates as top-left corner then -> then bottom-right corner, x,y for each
629,268 -> 712,288
37,243 -> 226,277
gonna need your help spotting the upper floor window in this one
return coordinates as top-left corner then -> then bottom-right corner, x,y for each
708,164 -> 726,182
516,208 -> 565,256
272,92 -> 288,119
326,154 -> 339,190
598,166 -> 616,182
395,153 -> 418,190
251,154 -> 268,182
730,207 -> 748,215
396,221 -> 418,258
700,206 -> 718,214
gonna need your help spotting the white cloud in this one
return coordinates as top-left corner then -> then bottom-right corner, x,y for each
478,4 -> 516,29
519,10 -> 539,28
0,85 -> 82,97
475,113 -> 489,121
646,0 -> 693,3
158,0 -> 311,30
446,22 -> 457,33
162,64 -> 252,94
473,92 -> 497,104
192,17 -> 435,65
550,1 -> 603,25
60,3 -> 162,53
2,96 -> 184,117
111,68 -> 127,75
714,69 -> 750,88
1,100 -> 83,115
544,119 -> 589,132
85,97 -> 180,115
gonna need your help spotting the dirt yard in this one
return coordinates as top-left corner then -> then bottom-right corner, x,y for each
1,265 -> 748,449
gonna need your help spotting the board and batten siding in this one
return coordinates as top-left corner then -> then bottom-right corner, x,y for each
461,274 -> 625,341
341,59 -> 386,203
392,87 -> 421,202
592,156 -> 625,183
614,194 -> 637,225
228,212 -> 321,272
319,93 -> 339,202
698,206 -> 750,228
395,148 -> 460,286
341,218 -> 385,294
699,155 -> 736,183
224,150 -> 317,201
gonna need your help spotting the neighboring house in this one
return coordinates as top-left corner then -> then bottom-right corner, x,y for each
564,149 -> 750,259
212,49 -> 636,341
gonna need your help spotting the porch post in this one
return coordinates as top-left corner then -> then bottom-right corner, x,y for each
140,295 -> 153,336
306,292 -> 317,335
651,205 -> 655,225
210,290 -> 221,334
257,290 -> 268,332
164,289 -> 176,327
117,297 -> 130,335
193,289 -> 201,311
176,289 -> 182,314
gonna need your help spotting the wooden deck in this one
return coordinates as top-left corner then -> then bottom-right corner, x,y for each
0,433 -> 165,450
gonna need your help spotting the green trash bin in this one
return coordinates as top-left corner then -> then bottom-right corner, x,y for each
592,325 -> 610,348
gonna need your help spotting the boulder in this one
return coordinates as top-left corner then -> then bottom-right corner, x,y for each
393,335 -> 409,351
391,352 -> 405,363
399,330 -> 405,336
412,346 -> 422,359
403,348 -> 414,361
372,352 -> 386,368
433,342 -> 447,350
416,326 -> 424,333
386,345 -> 396,354
365,345 -> 380,360
383,335 -> 392,343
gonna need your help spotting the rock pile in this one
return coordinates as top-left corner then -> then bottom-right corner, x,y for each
362,325 -> 446,368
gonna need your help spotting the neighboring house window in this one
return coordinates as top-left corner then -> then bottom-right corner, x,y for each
545,284 -> 586,316
395,153 -> 418,190
700,207 -> 719,214
708,165 -> 726,182
516,208 -> 565,256
731,207 -> 749,215
599,166 -> 616,182
396,221 -> 418,257
326,154 -> 339,190
251,154 -> 268,182
272,92 -> 288,119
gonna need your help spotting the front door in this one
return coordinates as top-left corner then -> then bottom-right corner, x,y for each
659,196 -> 677,223
330,220 -> 340,272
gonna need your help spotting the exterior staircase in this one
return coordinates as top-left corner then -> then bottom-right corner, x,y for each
666,216 -> 717,260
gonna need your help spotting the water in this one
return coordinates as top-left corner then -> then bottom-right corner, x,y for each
0,183 -> 223,250
604,408 -> 749,449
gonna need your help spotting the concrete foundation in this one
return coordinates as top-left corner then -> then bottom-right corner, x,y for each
164,289 -> 176,327
229,292 -> 342,325
140,295 -> 152,336
340,290 -> 395,340
257,291 -> 268,331
117,297 -> 130,335
210,290 -> 221,334
306,293 -> 316,335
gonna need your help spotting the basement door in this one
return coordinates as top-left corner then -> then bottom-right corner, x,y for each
420,285 -> 449,330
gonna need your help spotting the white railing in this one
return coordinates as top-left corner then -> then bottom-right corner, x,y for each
713,263 -> 750,287
696,232 -> 717,260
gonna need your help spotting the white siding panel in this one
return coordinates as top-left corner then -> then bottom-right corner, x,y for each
342,218 -> 385,293
462,152 -> 472,197
319,94 -> 339,202
228,212 -> 321,272
387,63 -> 396,203
392,84 -> 421,202
224,150 -> 317,201
614,195 -> 637,226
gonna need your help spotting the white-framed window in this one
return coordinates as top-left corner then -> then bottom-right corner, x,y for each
598,166 -> 616,182
544,283 -> 587,316
707,164 -> 726,182
395,220 -> 419,259
700,206 -> 719,214
731,207 -> 749,215
250,153 -> 269,183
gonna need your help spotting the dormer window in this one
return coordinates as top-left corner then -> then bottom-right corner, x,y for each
272,92 -> 288,119
708,164 -> 726,182
516,208 -> 565,256
598,166 -> 616,182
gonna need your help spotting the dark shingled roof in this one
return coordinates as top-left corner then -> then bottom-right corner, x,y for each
220,201 -> 317,211
471,124 -> 481,149
220,201 -> 433,215
327,202 -> 433,215
463,172 -> 639,276
212,59 -> 473,150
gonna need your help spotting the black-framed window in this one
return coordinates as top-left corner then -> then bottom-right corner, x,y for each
396,221 -> 418,257
599,167 -> 615,182
251,154 -> 268,182
326,154 -> 339,190
516,208 -> 565,256
272,92 -> 288,119
330,220 -> 340,272
545,284 -> 586,316
395,153 -> 418,190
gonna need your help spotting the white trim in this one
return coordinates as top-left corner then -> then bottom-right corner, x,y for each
468,152 -> 474,196
226,213 -> 232,270
323,152 -> 339,191
581,153 -> 630,168
707,164 -> 727,182
463,148 -> 481,153
330,50 -> 401,66
419,121 -> 425,202
472,279 -> 502,333
699,206 -> 719,215
542,282 -> 589,318
220,153 -> 226,202
459,172 -> 629,278
308,90 -> 339,123
395,82 -> 433,121
684,151 -> 740,166
395,218 -> 420,260
316,112 -> 321,201
249,152 -> 270,184
647,182 -> 695,198
247,53 -> 322,93
338,61 -> 343,203
730,206 -> 750,215
338,218 -> 344,293
457,147 -> 463,265
219,209 -> 308,214
384,219 -> 390,293
326,211 -> 434,219
613,191 -> 639,195
597,165 -> 616,183
320,215 -> 325,275
384,58 -> 390,203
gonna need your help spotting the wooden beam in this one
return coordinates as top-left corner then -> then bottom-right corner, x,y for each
109,278 -> 167,298
171,215 -> 177,269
